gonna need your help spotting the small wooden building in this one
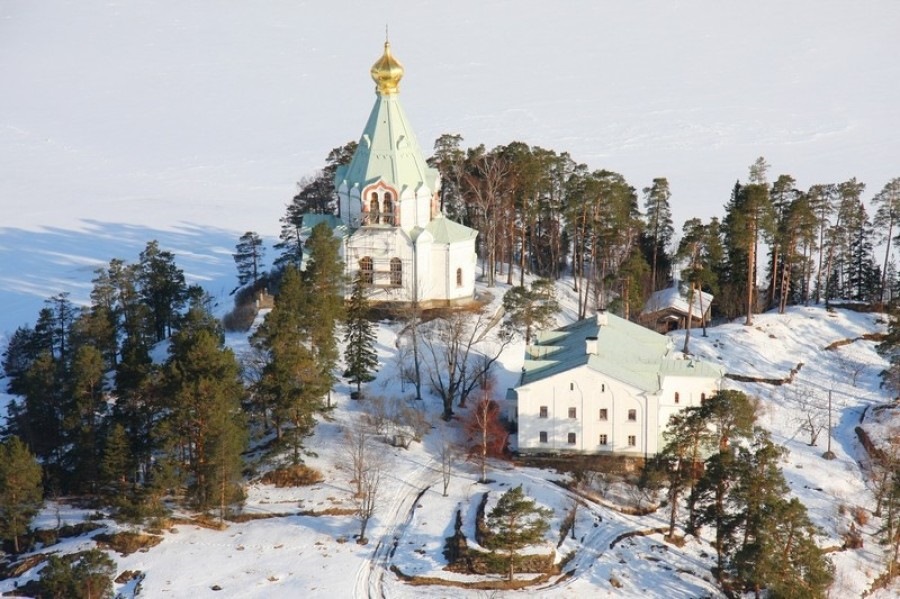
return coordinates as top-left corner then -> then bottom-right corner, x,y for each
639,283 -> 713,334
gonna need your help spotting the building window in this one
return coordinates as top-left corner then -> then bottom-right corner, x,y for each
568,407 -> 577,419
359,256 -> 374,285
628,435 -> 636,447
701,392 -> 707,405
570,382 -> 574,391
539,406 -> 548,419
601,384 -> 605,393
674,391 -> 680,404
456,268 -> 463,287
369,196 -> 380,224
539,431 -> 548,443
382,197 -> 394,224
627,409 -> 637,421
390,258 -> 402,286
567,432 -> 576,445
599,434 -> 608,446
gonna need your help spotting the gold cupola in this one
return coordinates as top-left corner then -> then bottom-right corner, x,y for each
370,41 -> 404,95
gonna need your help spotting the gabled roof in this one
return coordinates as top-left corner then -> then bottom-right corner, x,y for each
520,311 -> 723,392
641,282 -> 713,318
424,214 -> 477,244
334,93 -> 439,195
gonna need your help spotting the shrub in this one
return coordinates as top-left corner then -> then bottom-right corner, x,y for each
93,531 -> 163,556
260,464 -> 324,487
223,303 -> 259,332
38,549 -> 116,599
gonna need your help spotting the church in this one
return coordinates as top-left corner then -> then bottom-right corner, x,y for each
304,42 -> 478,307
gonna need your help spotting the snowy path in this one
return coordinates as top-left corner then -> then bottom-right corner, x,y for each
353,456 -> 440,599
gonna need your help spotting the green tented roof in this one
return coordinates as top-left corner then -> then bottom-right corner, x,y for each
335,93 -> 438,194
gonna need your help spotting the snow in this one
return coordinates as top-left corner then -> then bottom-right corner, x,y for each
2,1 -> 900,597
3,0 -> 900,341
3,293 -> 900,597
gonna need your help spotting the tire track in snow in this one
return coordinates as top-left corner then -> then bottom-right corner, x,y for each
353,456 -> 439,599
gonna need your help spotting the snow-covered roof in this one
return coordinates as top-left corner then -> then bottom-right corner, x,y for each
641,282 -> 713,318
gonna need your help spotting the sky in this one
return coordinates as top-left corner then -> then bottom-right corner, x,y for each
2,0 -> 900,331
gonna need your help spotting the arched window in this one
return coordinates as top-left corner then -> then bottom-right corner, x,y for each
674,391 -> 680,404
382,197 -> 394,225
390,258 -> 402,287
456,267 -> 463,287
369,195 -> 379,225
359,257 -> 374,285
700,392 -> 707,405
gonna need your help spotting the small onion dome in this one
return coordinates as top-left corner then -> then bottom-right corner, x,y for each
370,41 -> 404,95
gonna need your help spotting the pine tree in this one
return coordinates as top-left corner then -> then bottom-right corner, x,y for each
872,177 -> 900,303
252,267 -> 330,463
343,276 -> 379,397
677,218 -> 721,351
2,325 -> 45,395
64,343 -> 107,493
727,430 -> 834,597
485,485 -> 552,581
39,548 -> 116,599
722,159 -> 776,325
17,351 -> 65,481
301,222 -> 346,391
138,240 -> 187,342
233,231 -> 266,287
642,177 -> 674,291
100,423 -> 133,502
689,390 -> 756,568
275,141 -> 356,267
163,306 -> 247,509
0,436 -> 43,553
501,278 -> 560,344
429,133 -> 467,221
655,406 -> 709,539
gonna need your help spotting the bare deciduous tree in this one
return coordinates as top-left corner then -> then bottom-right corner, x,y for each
421,309 -> 510,420
437,423 -> 461,497
342,417 -> 389,543
785,384 -> 828,446
465,382 -> 508,484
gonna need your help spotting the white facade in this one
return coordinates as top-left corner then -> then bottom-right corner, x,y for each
512,312 -> 724,457
319,42 -> 477,306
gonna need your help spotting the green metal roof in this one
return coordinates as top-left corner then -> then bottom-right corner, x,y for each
335,93 -> 439,194
424,215 -> 477,244
521,312 -> 723,392
299,214 -> 347,237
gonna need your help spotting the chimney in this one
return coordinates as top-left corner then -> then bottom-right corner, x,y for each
585,336 -> 598,355
596,309 -> 608,327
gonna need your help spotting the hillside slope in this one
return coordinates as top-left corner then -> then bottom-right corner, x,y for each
1,300 -> 899,598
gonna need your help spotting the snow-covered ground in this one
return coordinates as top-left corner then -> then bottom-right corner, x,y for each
2,0 -> 900,341
2,1 -> 900,596
2,287 -> 899,597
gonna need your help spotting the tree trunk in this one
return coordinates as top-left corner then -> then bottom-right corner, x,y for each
683,281 -> 695,354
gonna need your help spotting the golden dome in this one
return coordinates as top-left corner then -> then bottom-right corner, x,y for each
370,41 -> 404,95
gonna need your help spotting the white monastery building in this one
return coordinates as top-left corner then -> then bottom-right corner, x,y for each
510,311 -> 725,458
305,42 -> 478,306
